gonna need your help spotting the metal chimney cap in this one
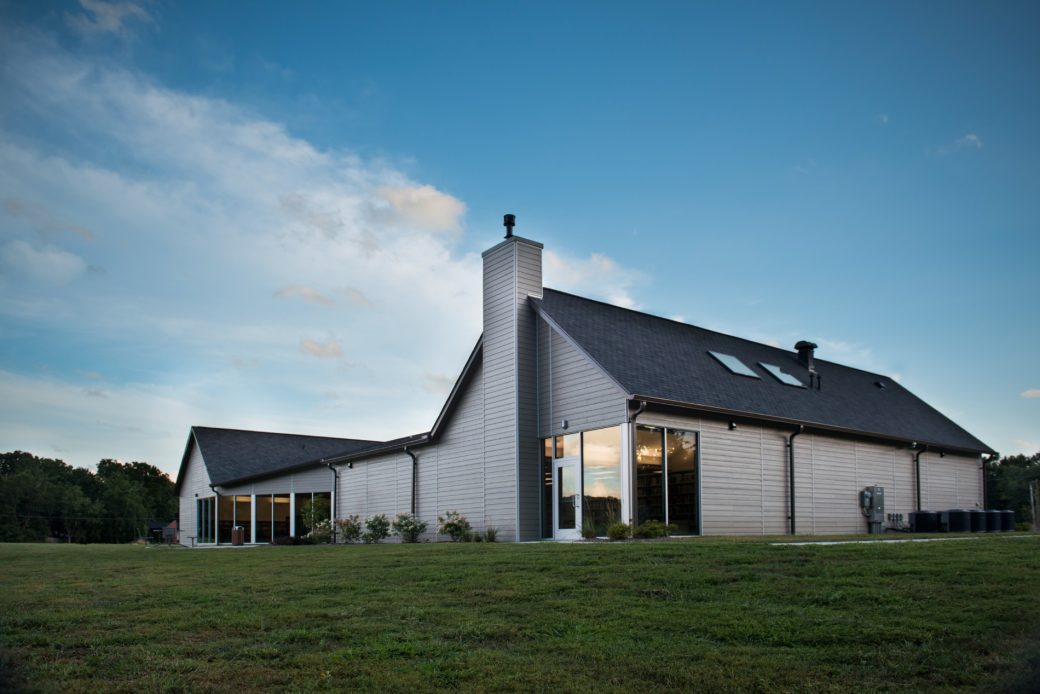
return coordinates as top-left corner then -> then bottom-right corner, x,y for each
794,340 -> 818,351
503,213 -> 516,238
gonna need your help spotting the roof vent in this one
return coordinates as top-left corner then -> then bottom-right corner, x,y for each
795,340 -> 817,372
503,213 -> 516,238
874,381 -> 886,390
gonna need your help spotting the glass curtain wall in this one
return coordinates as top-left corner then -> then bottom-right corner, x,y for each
217,496 -> 234,544
196,496 -> 216,543
636,427 -> 665,525
581,426 -> 622,535
636,425 -> 699,534
540,427 -> 623,538
294,492 -> 332,536
273,495 -> 291,541
256,494 -> 273,544
234,496 -> 252,542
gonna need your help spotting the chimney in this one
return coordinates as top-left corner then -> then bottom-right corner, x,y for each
795,340 -> 817,372
481,214 -> 543,541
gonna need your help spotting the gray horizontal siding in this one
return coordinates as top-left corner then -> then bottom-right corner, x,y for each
538,318 -> 628,438
641,411 -> 979,536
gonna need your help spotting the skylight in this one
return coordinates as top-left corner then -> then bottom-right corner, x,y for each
708,351 -> 759,378
759,362 -> 805,387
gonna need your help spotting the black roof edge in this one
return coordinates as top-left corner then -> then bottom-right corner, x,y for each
430,336 -> 484,438
530,299 -> 633,397
211,457 -> 338,488
172,427 -> 200,495
631,395 -> 997,457
322,433 -> 432,465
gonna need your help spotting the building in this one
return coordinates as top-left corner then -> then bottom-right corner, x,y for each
175,219 -> 994,544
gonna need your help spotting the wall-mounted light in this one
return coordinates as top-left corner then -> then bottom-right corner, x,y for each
560,419 -> 568,430
729,421 -> 738,431
939,451 -> 945,458
347,462 -> 354,469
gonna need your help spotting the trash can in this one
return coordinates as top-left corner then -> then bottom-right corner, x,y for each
232,526 -> 244,546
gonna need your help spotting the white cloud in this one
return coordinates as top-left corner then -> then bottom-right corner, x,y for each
1021,389 -> 1040,399
376,185 -> 466,233
1,239 -> 87,285
422,372 -> 455,395
1013,439 -> 1040,454
937,133 -> 984,155
66,0 -> 152,36
4,197 -> 94,240
0,31 -> 643,476
300,337 -> 343,359
275,286 -> 335,306
544,249 -> 640,309
956,133 -> 983,150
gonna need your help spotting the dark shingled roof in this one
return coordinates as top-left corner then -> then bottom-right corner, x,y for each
533,288 -> 993,455
184,427 -> 380,488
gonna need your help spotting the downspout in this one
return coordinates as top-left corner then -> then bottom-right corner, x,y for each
786,426 -> 804,535
981,453 -> 996,508
209,484 -> 219,544
628,400 -> 647,526
405,447 -> 419,516
325,461 -> 339,527
913,446 -> 927,512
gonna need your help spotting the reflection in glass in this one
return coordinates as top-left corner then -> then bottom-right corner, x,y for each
196,496 -> 216,543
582,426 -> 622,535
218,495 -> 234,544
542,439 -> 553,538
666,430 -> 698,534
554,433 -> 580,459
273,494 -> 291,541
636,426 -> 664,525
557,465 -> 576,530
294,492 -> 331,536
256,494 -> 273,543
234,495 -> 252,542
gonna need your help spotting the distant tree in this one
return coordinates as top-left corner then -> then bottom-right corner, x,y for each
987,451 -> 1040,523
0,451 -> 176,543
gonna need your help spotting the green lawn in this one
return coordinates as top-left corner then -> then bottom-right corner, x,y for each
1,536 -> 1039,692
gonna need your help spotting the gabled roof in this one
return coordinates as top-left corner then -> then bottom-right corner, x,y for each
532,288 -> 994,455
175,427 -> 380,492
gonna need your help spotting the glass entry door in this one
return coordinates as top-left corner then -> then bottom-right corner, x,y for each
554,457 -> 581,540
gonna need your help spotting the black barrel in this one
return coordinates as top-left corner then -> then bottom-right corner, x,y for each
910,511 -> 938,533
970,509 -> 987,532
1000,510 -> 1015,532
985,509 -> 1001,532
945,509 -> 970,533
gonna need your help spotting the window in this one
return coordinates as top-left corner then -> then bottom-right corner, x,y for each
581,426 -> 622,536
196,496 -> 216,543
636,425 -> 699,534
759,362 -> 805,387
708,351 -> 760,378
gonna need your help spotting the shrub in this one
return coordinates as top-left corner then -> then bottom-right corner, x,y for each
483,526 -> 498,543
607,522 -> 631,541
632,520 -> 676,538
308,518 -> 332,544
581,522 -> 599,540
335,515 -> 362,544
298,496 -> 331,535
362,514 -> 390,544
437,510 -> 472,542
391,513 -> 428,543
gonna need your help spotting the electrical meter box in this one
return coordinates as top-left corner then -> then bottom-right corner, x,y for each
860,485 -> 885,534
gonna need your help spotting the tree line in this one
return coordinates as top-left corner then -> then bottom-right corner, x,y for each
0,451 -> 176,543
987,450 -> 1040,526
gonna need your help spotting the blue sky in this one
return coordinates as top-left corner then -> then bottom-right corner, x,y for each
1,0 -> 1037,477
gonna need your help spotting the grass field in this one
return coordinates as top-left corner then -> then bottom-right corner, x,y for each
1,535 -> 1039,692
